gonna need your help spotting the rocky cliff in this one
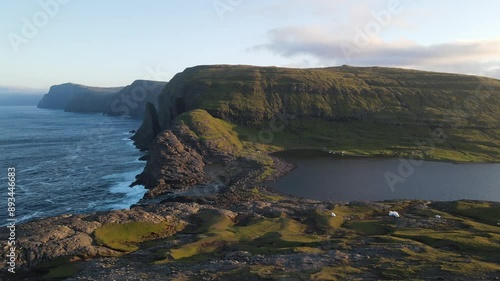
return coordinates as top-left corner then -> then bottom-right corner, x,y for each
64,91 -> 117,113
130,102 -> 161,151
107,80 -> 167,117
38,80 -> 167,117
131,109 -> 243,197
37,83 -> 123,110
155,65 -> 500,130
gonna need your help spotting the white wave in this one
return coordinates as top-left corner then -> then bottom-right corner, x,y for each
126,158 -> 143,164
107,184 -> 146,210
101,168 -> 142,180
18,211 -> 42,222
103,168 -> 147,210
87,201 -> 97,209
19,166 -> 40,173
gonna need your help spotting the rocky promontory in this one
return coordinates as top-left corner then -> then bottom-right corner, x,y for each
132,130 -> 207,198
37,83 -> 123,110
38,80 -> 167,117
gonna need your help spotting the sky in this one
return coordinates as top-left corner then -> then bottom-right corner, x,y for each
1,0 -> 500,91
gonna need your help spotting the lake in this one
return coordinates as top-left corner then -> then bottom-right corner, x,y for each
269,150 -> 500,202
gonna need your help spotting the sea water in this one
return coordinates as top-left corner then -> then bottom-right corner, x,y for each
0,106 -> 147,224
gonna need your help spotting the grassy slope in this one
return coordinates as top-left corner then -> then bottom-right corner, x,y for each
175,109 -> 243,152
158,65 -> 500,163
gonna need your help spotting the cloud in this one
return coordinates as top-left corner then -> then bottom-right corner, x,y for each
251,26 -> 500,79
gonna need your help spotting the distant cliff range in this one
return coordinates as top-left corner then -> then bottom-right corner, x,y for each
37,80 -> 167,117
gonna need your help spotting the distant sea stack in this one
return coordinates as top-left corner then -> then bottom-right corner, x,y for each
37,83 -> 123,110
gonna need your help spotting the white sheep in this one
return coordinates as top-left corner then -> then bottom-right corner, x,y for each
388,211 -> 400,218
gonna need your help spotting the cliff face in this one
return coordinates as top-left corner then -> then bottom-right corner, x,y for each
38,80 -> 167,117
156,65 -> 500,129
38,83 -> 123,110
64,91 -> 117,113
130,102 -> 161,151
107,80 -> 167,117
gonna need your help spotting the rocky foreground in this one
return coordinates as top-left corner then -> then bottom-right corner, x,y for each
1,187 -> 499,280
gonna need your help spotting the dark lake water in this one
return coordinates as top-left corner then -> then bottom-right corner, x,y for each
270,150 -> 500,202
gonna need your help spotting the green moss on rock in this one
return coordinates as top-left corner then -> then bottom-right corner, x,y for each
94,221 -> 182,252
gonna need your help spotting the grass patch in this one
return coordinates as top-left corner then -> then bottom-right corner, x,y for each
378,259 -> 419,280
393,228 -> 500,262
306,209 -> 344,233
33,257 -> 83,281
158,212 -> 325,263
310,266 -> 363,281
94,221 -> 179,252
175,109 -> 243,151
44,262 -> 82,280
432,201 -> 500,226
344,220 -> 393,235
440,260 -> 500,275
333,203 -> 378,219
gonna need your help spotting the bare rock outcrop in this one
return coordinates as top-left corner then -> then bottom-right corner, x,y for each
132,130 -> 207,198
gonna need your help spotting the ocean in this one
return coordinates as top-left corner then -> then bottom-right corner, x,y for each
0,106 -> 147,225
